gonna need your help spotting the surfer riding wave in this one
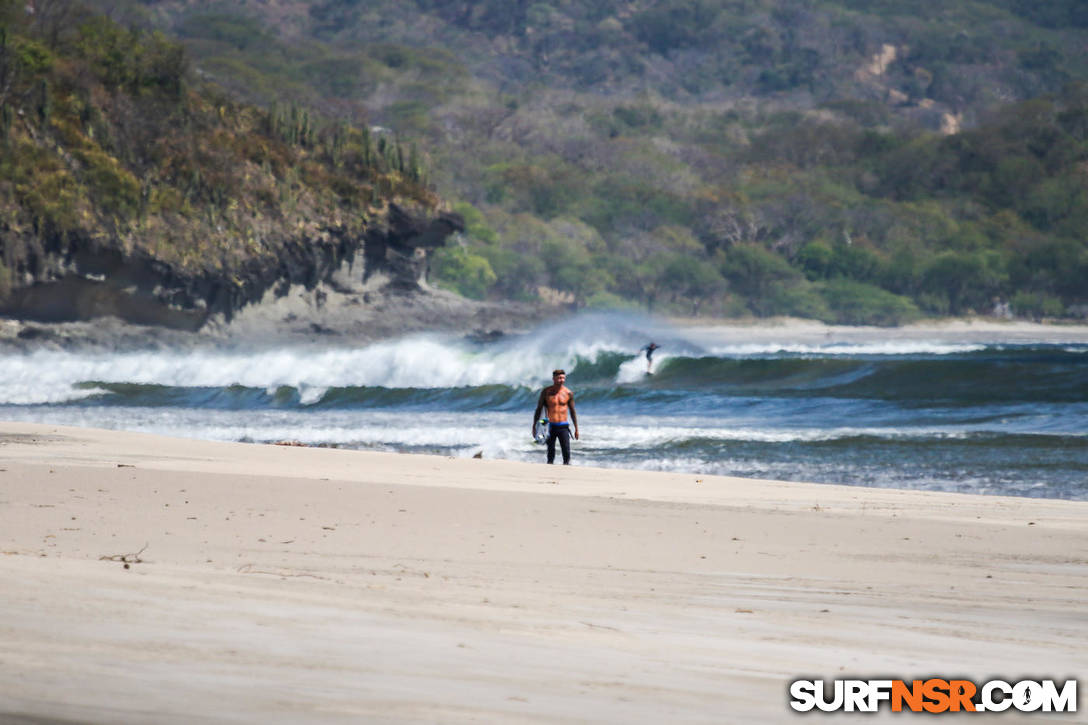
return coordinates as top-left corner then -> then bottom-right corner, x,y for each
641,342 -> 660,373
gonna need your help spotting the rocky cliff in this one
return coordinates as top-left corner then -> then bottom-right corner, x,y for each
0,202 -> 464,331
0,11 -> 466,333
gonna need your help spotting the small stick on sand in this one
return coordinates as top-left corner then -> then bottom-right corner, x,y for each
99,543 -> 148,569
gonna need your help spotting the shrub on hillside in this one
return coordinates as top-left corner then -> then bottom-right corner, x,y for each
819,279 -> 920,326
1010,291 -> 1064,319
428,246 -> 496,300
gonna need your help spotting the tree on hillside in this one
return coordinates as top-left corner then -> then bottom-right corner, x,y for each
719,244 -> 801,316
659,253 -> 726,315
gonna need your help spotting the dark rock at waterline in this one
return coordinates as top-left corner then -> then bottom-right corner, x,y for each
0,281 -> 557,353
16,325 -> 56,341
309,322 -> 339,335
466,328 -> 505,343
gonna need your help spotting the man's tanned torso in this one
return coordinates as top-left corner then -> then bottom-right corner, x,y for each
541,383 -> 573,423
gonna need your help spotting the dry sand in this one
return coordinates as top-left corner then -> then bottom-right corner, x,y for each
0,422 -> 1085,723
667,316 -> 1088,346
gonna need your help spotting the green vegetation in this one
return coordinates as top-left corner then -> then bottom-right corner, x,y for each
0,1 -> 434,290
424,86 -> 1087,323
13,0 -> 1088,324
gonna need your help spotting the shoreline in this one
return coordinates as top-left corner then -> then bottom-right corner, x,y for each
665,314 -> 1088,342
7,420 -> 1088,511
2,301 -> 1088,352
1,411 -> 1083,503
1,422 -> 1086,722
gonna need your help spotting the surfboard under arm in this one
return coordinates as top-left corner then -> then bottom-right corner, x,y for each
533,418 -> 549,444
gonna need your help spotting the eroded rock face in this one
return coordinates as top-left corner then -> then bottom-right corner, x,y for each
364,204 -> 466,289
0,204 -> 464,330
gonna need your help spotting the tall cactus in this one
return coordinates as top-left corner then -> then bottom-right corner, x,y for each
330,121 -> 348,167
0,26 -> 13,111
361,124 -> 372,167
408,143 -> 421,182
36,79 -> 51,123
1,103 -> 12,144
377,135 -> 388,167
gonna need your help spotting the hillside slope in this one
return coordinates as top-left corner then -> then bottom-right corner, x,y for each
55,0 -> 1088,322
0,2 -> 462,331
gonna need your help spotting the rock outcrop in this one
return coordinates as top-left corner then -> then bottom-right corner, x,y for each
363,204 -> 466,290
0,203 -> 464,331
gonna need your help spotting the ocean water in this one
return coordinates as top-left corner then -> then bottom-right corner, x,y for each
1,313 -> 1085,500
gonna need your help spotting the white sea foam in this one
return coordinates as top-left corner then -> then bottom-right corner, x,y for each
0,311 -> 1068,405
615,354 -> 669,384
585,420 -> 979,446
0,340 -> 500,404
297,385 -> 328,406
0,401 -> 984,455
0,313 -> 666,404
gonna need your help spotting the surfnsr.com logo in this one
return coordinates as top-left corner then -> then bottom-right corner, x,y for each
789,679 -> 1077,713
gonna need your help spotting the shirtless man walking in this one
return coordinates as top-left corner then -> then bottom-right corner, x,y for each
532,369 -> 579,465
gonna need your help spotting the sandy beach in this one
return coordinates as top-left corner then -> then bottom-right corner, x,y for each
1,421 -> 1085,723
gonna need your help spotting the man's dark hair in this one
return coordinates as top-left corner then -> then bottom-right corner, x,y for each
552,369 -> 566,376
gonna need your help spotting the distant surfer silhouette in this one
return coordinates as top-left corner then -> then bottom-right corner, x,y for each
641,342 -> 660,373
532,369 -> 579,464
